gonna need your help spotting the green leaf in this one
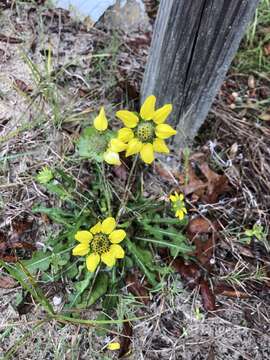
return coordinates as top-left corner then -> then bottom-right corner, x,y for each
140,219 -> 193,258
126,238 -> 157,286
78,127 -> 113,162
67,271 -> 93,308
32,206 -> 73,225
45,182 -> 72,200
36,166 -> 54,184
87,273 -> 109,306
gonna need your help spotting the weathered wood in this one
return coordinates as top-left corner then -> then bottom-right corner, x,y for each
142,0 -> 260,146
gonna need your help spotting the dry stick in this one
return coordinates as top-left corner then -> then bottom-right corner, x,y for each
116,155 -> 139,223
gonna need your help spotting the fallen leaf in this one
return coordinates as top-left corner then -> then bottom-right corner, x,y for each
0,34 -> 23,44
12,218 -> 33,236
154,164 -> 178,183
199,163 -> 229,203
126,273 -> 150,304
263,43 -> 270,56
187,217 -> 217,236
14,79 -> 33,94
187,217 -> 218,270
0,275 -> 17,288
215,283 -> 250,299
112,164 -> 128,182
200,279 -> 216,311
181,164 -> 206,197
119,321 -> 133,358
172,258 -> 202,288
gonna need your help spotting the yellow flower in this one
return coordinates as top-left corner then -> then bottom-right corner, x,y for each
91,107 -> 121,166
103,149 -> 121,165
107,342 -> 120,351
72,217 -> 126,272
115,95 -> 177,164
170,191 -> 187,220
93,107 -> 108,131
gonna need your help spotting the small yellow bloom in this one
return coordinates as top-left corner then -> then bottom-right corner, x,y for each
103,149 -> 121,165
72,217 -> 126,272
170,191 -> 187,220
93,107 -> 108,131
115,95 -> 176,164
107,342 -> 120,351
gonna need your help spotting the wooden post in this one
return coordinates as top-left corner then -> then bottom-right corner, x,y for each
141,0 -> 260,146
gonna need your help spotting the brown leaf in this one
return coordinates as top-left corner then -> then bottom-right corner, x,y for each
200,279 -> 216,311
187,217 -> 217,236
119,321 -> 133,358
263,43 -> 270,56
172,258 -> 202,288
181,165 -> 207,197
215,283 -> 250,299
112,164 -> 128,182
199,163 -> 229,203
0,34 -> 23,44
180,160 -> 230,203
126,273 -> 150,304
14,79 -> 33,94
11,241 -> 36,250
154,164 -> 179,183
12,218 -> 33,236
187,217 -> 218,270
0,275 -> 17,289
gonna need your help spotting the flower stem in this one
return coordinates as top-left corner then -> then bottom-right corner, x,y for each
116,155 -> 138,222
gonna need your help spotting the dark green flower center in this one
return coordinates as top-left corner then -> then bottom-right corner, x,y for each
91,234 -> 110,255
136,121 -> 155,143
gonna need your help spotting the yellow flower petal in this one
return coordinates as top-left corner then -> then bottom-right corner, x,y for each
152,104 -> 172,124
90,222 -> 102,234
107,342 -> 120,351
109,229 -> 126,244
140,95 -> 156,120
177,210 -> 184,220
155,124 -> 177,139
75,230 -> 93,243
179,193 -> 184,201
93,107 -> 108,131
110,138 -> 127,152
118,127 -> 134,142
101,217 -> 116,234
101,251 -> 116,267
86,253 -> 100,272
153,138 -> 169,154
103,149 -> 121,166
140,143 -> 154,164
169,194 -> 177,202
126,138 -> 143,157
72,243 -> 90,256
116,110 -> 139,128
110,244 -> 125,259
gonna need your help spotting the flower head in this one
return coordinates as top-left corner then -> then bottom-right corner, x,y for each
36,166 -> 54,184
107,342 -> 120,351
170,191 -> 187,220
72,217 -> 126,272
93,107 -> 108,131
114,95 -> 177,164
89,107 -> 121,165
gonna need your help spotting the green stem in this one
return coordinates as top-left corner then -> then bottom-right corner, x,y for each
116,155 -> 138,222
